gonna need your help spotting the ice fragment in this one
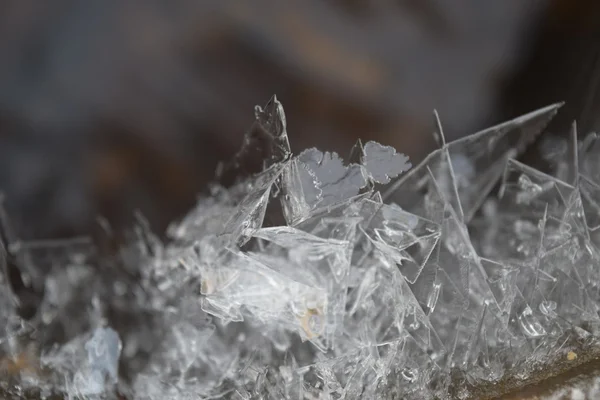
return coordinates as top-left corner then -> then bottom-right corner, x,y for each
41,326 -> 122,397
362,141 -> 412,184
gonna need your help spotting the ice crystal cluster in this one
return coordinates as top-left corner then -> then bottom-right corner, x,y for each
3,97 -> 600,399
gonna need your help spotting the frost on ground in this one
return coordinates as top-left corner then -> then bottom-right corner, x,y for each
2,97 -> 600,399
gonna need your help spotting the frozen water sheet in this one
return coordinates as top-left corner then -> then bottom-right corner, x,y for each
5,97 -> 600,399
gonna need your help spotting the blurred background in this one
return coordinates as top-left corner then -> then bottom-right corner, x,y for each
0,0 -> 598,239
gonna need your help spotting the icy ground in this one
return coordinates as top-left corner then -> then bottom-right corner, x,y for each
2,97 -> 600,399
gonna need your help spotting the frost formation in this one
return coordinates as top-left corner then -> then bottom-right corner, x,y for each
2,97 -> 600,399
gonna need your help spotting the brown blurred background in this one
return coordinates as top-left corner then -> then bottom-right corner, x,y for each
0,0 -> 598,238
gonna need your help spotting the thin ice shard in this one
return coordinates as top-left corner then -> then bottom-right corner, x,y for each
430,203 -> 506,369
449,103 -> 562,221
364,202 -> 440,283
386,103 -> 562,224
221,161 -> 287,246
218,95 -> 291,184
280,158 -> 312,225
254,95 -> 291,166
479,258 -> 519,324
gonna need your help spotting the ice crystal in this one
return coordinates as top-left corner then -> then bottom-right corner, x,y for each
5,95 -> 600,399
41,327 -> 121,397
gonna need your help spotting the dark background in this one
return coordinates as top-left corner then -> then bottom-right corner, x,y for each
0,0 -> 598,239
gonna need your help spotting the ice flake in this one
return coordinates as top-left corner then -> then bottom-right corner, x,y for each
296,148 -> 366,209
281,142 -> 411,225
361,141 -> 412,184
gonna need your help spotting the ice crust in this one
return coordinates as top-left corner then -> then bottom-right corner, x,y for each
3,96 -> 600,399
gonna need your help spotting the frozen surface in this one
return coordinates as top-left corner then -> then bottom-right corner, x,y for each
4,97 -> 600,399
